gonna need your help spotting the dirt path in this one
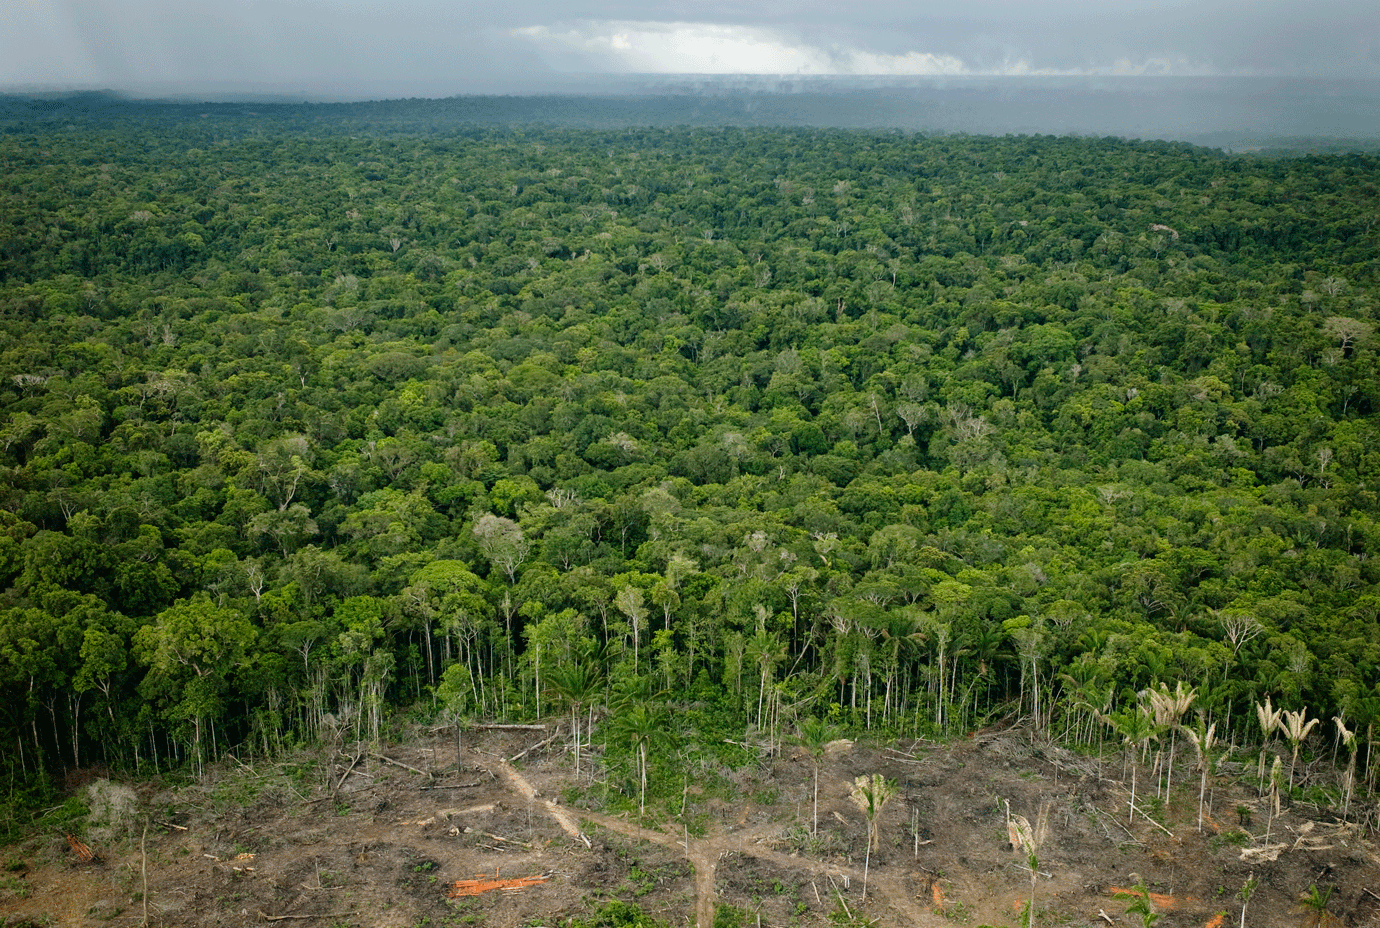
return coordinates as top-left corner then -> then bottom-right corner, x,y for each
481,754 -> 936,928
492,756 -> 584,838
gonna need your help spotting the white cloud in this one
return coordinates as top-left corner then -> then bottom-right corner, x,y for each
511,20 -> 1217,77
513,22 -> 968,75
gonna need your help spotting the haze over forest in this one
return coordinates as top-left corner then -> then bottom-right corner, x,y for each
3,6 -> 1380,926
7,0 -> 1380,147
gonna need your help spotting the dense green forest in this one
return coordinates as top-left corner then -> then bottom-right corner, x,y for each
1,107 -> 1378,820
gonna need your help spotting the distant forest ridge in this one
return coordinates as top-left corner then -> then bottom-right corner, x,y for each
4,76 -> 1380,151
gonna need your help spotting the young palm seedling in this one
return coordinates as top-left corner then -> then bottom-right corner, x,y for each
1255,697 -> 1283,795
850,773 -> 896,902
1116,880 -> 1160,928
1005,799 -> 1049,928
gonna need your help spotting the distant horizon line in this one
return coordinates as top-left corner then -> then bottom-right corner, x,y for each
7,72 -> 1380,106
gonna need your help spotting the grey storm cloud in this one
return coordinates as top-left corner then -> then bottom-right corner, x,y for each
5,0 -> 1379,97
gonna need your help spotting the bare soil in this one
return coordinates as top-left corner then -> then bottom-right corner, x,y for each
4,724 -> 1378,928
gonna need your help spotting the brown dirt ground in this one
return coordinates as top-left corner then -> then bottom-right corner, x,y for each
3,724 -> 1379,928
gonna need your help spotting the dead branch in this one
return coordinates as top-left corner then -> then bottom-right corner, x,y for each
371,752 -> 432,777
474,724 -> 548,731
334,753 -> 362,792
479,831 -> 531,847
825,875 -> 853,920
1127,800 -> 1175,837
440,804 -> 495,817
259,912 -> 360,922
156,820 -> 188,831
1093,807 -> 1144,845
419,781 -> 481,790
509,733 -> 560,764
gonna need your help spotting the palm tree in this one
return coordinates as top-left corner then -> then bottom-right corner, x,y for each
745,623 -> 786,733
1236,873 -> 1258,928
1294,884 -> 1338,928
1183,718 -> 1219,833
1334,716 -> 1357,820
1102,703 -> 1154,825
1117,880 -> 1161,928
850,774 -> 896,902
1145,681 -> 1195,803
611,702 -> 666,818
1280,708 -> 1320,789
1256,696 -> 1283,794
791,716 -> 837,836
546,661 -> 602,778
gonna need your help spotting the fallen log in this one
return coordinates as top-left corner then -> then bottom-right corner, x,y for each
474,724 -> 548,731
259,912 -> 360,922
334,753 -> 362,793
66,833 -> 97,863
371,752 -> 432,778
509,732 -> 560,764
448,873 -> 549,897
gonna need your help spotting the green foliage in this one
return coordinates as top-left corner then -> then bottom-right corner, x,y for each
0,110 -> 1376,817
1116,881 -> 1160,928
566,900 -> 670,928
712,903 -> 750,928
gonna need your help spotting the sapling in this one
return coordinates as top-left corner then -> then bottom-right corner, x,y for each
1294,884 -> 1337,928
850,773 -> 896,903
1334,716 -> 1357,820
1265,756 -> 1283,844
1005,799 -> 1049,928
1236,872 -> 1257,928
1116,880 -> 1160,928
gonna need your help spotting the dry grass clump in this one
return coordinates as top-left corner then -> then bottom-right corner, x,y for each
86,779 -> 139,844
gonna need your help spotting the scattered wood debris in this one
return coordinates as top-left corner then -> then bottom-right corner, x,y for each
66,833 -> 97,863
447,873 -> 550,897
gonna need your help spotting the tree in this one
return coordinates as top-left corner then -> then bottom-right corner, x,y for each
1183,718 -> 1219,833
850,774 -> 896,902
1294,884 -> 1337,928
614,584 -> 648,674
1256,697 -> 1283,794
472,513 -> 530,584
791,716 -> 837,836
547,660 -> 602,778
1280,708 -> 1320,789
133,595 -> 257,777
611,702 -> 666,818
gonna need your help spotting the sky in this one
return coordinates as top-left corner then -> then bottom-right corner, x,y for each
5,0 -> 1380,99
